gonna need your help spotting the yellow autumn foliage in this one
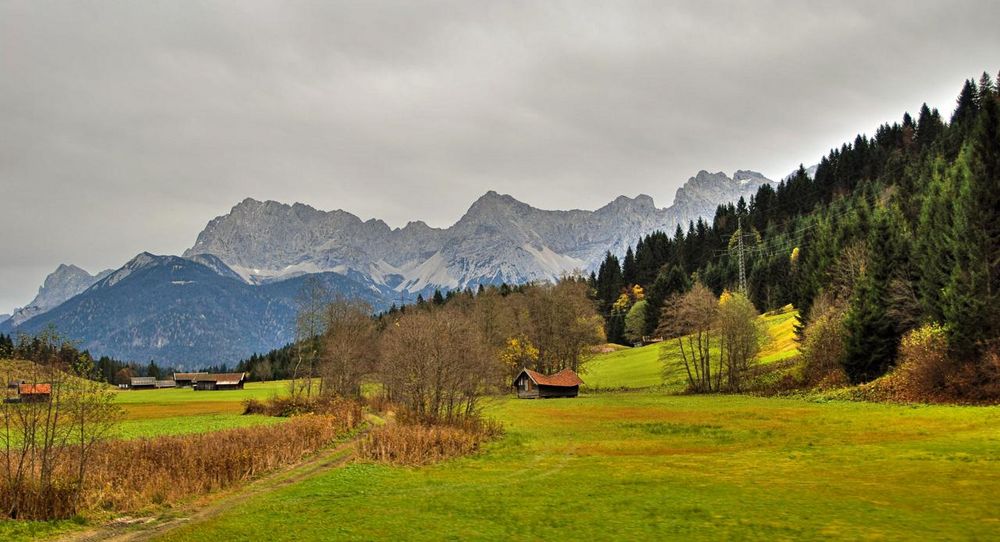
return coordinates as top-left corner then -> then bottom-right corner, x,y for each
499,337 -> 539,371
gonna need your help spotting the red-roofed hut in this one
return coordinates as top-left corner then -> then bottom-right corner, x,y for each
513,368 -> 583,399
18,383 -> 52,403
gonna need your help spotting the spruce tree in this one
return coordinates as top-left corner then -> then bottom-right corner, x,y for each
842,210 -> 901,383
915,158 -> 958,323
942,95 -> 1000,359
622,247 -> 637,285
644,265 -> 691,335
951,79 -> 979,127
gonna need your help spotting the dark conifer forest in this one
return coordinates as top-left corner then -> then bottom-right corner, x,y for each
590,73 -> 1000,384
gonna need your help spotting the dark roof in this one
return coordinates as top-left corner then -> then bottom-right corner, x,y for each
19,383 -> 51,395
517,368 -> 584,387
195,373 -> 246,385
173,372 -> 207,380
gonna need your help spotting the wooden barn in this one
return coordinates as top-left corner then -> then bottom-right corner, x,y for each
193,372 -> 246,391
173,372 -> 207,387
17,383 -> 52,403
513,368 -> 584,399
129,376 -> 157,389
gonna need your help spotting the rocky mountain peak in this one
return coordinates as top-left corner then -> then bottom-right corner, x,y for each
178,167 -> 773,293
733,170 -> 769,183
671,170 -> 775,227
4,263 -> 112,327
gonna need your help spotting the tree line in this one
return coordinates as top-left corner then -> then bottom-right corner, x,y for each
591,72 -> 1000,393
0,329 -> 177,385
252,278 -> 604,422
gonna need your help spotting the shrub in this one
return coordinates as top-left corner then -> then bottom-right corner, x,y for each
837,328 -> 1000,405
799,300 -> 849,388
357,415 -> 503,466
892,324 -> 952,401
943,348 -> 1000,403
2,407 -> 362,518
242,398 -> 267,415
243,395 -> 362,422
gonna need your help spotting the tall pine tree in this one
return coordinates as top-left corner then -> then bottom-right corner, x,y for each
842,209 -> 902,383
942,90 -> 1000,359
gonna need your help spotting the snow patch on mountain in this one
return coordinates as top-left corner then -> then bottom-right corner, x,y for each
181,169 -> 775,295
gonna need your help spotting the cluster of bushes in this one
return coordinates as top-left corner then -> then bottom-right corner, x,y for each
656,284 -> 766,393
88,414 -> 353,512
242,395 -> 362,422
839,324 -> 1000,404
794,303 -> 1000,404
357,414 -> 504,466
0,413 -> 359,520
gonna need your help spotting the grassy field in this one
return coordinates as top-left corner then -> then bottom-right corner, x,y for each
5,311 -> 999,541
155,392 -> 1000,541
584,307 -> 800,390
115,380 -> 290,438
1,362 -> 291,440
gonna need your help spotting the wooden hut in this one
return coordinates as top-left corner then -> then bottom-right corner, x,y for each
173,372 -> 207,387
18,383 -> 52,403
129,376 -> 157,389
513,368 -> 584,399
193,373 -> 246,391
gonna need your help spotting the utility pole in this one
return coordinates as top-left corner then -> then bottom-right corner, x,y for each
737,216 -> 748,295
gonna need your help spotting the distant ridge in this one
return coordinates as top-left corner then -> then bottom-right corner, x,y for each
5,169 -> 773,364
184,170 -> 773,294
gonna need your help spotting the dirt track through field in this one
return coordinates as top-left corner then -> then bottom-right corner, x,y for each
57,419 -> 377,542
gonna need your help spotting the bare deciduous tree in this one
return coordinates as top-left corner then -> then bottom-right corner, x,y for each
516,279 -> 605,374
716,292 -> 765,391
657,282 -> 719,392
291,276 -> 330,398
1,337 -> 121,519
379,306 -> 500,422
319,297 -> 379,398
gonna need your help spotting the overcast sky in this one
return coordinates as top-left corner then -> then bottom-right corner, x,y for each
1,1 -> 998,313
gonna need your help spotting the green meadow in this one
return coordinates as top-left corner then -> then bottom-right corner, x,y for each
156,393 -> 1000,541
154,309 -> 998,541
584,307 -> 800,390
4,309 -> 1000,541
114,380 -> 290,438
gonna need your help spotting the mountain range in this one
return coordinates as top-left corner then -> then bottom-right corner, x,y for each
184,169 -> 773,290
1,169 -> 778,365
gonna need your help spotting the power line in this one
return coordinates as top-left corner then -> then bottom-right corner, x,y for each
737,216 -> 748,295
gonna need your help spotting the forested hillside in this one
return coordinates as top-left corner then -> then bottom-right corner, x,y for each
591,73 -> 999,388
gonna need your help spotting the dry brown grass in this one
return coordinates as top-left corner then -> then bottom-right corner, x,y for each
357,415 -> 504,466
1,408 -> 362,519
242,395 -> 362,421
83,412 -> 360,513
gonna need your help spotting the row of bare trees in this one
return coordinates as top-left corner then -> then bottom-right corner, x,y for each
2,340 -> 122,520
657,283 -> 765,393
289,278 -> 605,421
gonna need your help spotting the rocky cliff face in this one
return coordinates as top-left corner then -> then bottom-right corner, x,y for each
5,264 -> 112,326
5,168 -> 776,364
185,170 -> 773,294
669,170 -> 773,230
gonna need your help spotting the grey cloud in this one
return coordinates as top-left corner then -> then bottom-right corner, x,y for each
1,0 -> 998,311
